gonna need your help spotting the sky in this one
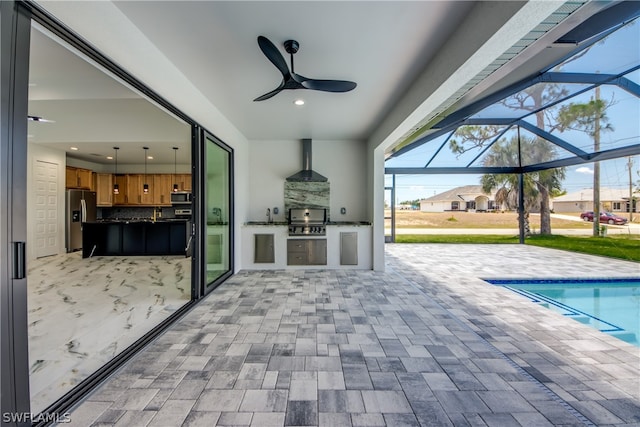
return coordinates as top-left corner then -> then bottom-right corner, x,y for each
384,19 -> 639,205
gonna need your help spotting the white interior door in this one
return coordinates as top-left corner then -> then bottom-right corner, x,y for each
33,160 -> 59,258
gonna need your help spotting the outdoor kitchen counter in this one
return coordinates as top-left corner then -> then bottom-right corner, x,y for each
241,222 -> 372,270
243,221 -> 371,226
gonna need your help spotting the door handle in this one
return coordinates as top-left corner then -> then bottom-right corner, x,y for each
13,242 -> 26,279
81,199 -> 87,222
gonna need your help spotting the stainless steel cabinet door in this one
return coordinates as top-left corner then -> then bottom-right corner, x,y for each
254,234 -> 275,263
286,239 -> 327,265
287,239 -> 306,265
340,232 -> 358,265
307,239 -> 327,265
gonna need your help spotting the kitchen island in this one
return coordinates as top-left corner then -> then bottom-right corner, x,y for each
82,219 -> 189,258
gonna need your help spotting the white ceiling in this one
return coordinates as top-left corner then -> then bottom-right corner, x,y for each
109,1 -> 474,141
28,1 -> 599,165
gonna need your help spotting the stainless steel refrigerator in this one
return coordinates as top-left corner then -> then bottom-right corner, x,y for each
66,189 -> 97,252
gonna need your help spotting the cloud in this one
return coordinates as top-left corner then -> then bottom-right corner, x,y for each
575,166 -> 594,175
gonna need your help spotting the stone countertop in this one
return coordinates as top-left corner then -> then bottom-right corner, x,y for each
326,221 -> 371,226
243,221 -> 371,226
243,221 -> 287,226
92,218 -> 189,224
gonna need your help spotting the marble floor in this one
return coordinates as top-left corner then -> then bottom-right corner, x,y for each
62,244 -> 639,426
28,252 -> 191,414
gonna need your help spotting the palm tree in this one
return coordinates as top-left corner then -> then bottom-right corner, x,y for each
480,135 -> 565,235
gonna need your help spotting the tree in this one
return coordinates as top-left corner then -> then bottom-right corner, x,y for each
450,126 -> 565,235
450,82 -> 569,234
557,88 -> 614,236
477,135 -> 565,235
399,199 -> 422,208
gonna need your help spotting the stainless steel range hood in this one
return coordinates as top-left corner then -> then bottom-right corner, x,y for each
286,139 -> 327,182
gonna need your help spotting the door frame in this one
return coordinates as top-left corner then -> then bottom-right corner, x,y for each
3,1 -> 238,419
196,128 -> 234,298
1,1 -> 33,422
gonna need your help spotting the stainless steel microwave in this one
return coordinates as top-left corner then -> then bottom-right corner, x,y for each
170,192 -> 192,205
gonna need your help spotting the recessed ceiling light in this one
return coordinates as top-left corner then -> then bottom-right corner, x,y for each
147,156 -> 153,160
70,147 -> 79,151
294,99 -> 305,106
106,156 -> 113,160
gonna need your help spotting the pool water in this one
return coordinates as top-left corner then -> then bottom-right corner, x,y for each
485,278 -> 640,347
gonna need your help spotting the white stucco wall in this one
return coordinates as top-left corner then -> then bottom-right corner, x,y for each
420,201 -> 450,212
246,139 -> 368,224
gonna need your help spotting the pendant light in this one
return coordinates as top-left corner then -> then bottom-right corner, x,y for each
113,147 -> 120,194
172,147 -> 179,192
143,146 -> 149,194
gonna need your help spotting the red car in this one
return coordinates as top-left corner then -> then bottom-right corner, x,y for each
580,211 -> 628,225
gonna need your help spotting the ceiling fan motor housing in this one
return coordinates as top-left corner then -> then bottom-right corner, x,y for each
284,40 -> 299,54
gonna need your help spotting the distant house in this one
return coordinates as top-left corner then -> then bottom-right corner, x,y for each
552,187 -> 638,213
419,185 -> 500,212
397,204 -> 415,210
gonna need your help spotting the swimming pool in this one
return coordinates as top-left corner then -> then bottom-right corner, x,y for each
485,278 -> 640,347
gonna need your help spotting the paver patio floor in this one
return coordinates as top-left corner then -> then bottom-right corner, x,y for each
64,244 -> 639,426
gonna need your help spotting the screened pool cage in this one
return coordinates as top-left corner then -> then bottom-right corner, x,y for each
385,12 -> 640,242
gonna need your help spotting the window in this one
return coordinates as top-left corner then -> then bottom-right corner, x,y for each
451,201 -> 460,210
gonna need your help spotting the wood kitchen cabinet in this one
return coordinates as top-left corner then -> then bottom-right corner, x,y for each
96,173 -> 113,206
174,174 -> 192,192
153,174 -> 173,206
109,173 -> 180,206
125,175 -> 142,205
126,174 -> 154,205
113,175 -> 128,205
140,175 -> 154,205
65,166 -> 93,189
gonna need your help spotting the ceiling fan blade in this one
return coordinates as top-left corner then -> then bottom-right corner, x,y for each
28,115 -> 55,123
257,36 -> 290,78
301,79 -> 357,93
253,85 -> 284,102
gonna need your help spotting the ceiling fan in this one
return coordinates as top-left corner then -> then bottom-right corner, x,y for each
254,36 -> 357,101
28,115 -> 55,123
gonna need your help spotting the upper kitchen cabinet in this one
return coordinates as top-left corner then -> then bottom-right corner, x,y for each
174,174 -> 192,192
127,174 -> 154,205
96,173 -> 113,206
153,174 -> 173,206
107,174 -> 184,206
66,166 -> 93,190
113,175 -> 128,205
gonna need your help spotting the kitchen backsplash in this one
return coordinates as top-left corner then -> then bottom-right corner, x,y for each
284,181 -> 330,219
99,206 -> 182,220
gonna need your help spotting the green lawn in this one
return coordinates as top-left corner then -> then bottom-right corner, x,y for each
394,234 -> 640,262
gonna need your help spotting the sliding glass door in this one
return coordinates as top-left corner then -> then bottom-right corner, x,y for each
1,1 -> 32,417
202,131 -> 233,295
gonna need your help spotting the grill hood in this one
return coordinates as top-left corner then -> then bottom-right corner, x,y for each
286,139 -> 327,182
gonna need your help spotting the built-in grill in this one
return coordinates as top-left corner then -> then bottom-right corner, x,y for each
288,208 -> 327,236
